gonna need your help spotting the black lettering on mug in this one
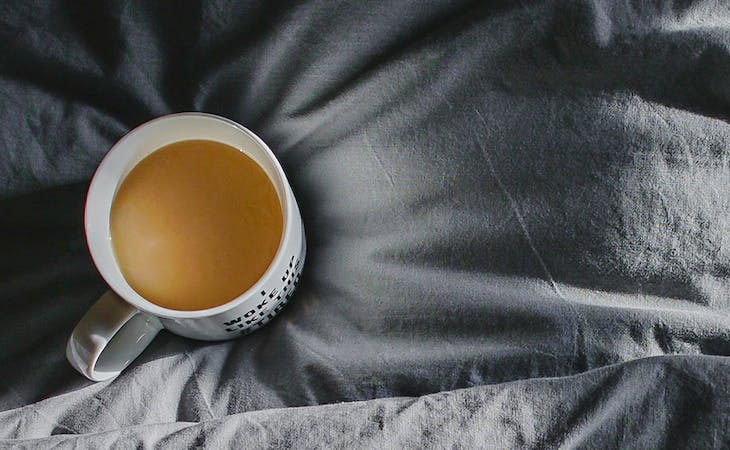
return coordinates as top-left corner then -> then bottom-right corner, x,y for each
223,317 -> 241,326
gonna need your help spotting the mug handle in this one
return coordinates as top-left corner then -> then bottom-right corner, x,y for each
66,291 -> 163,381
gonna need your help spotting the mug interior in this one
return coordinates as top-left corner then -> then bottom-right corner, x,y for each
85,112 -> 291,319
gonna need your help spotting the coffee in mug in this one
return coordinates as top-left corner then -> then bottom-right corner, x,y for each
67,113 -> 306,382
110,139 -> 283,311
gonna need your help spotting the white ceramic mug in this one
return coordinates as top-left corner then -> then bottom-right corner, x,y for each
67,113 -> 306,382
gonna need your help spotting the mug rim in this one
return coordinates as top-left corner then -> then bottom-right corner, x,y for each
84,112 -> 294,319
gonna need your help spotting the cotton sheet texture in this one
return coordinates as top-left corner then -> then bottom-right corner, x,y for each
1,0 -> 729,448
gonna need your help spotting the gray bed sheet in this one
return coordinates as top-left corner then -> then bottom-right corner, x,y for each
1,0 -> 729,448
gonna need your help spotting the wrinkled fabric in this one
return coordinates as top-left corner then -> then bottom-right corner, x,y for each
1,0 -> 729,448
